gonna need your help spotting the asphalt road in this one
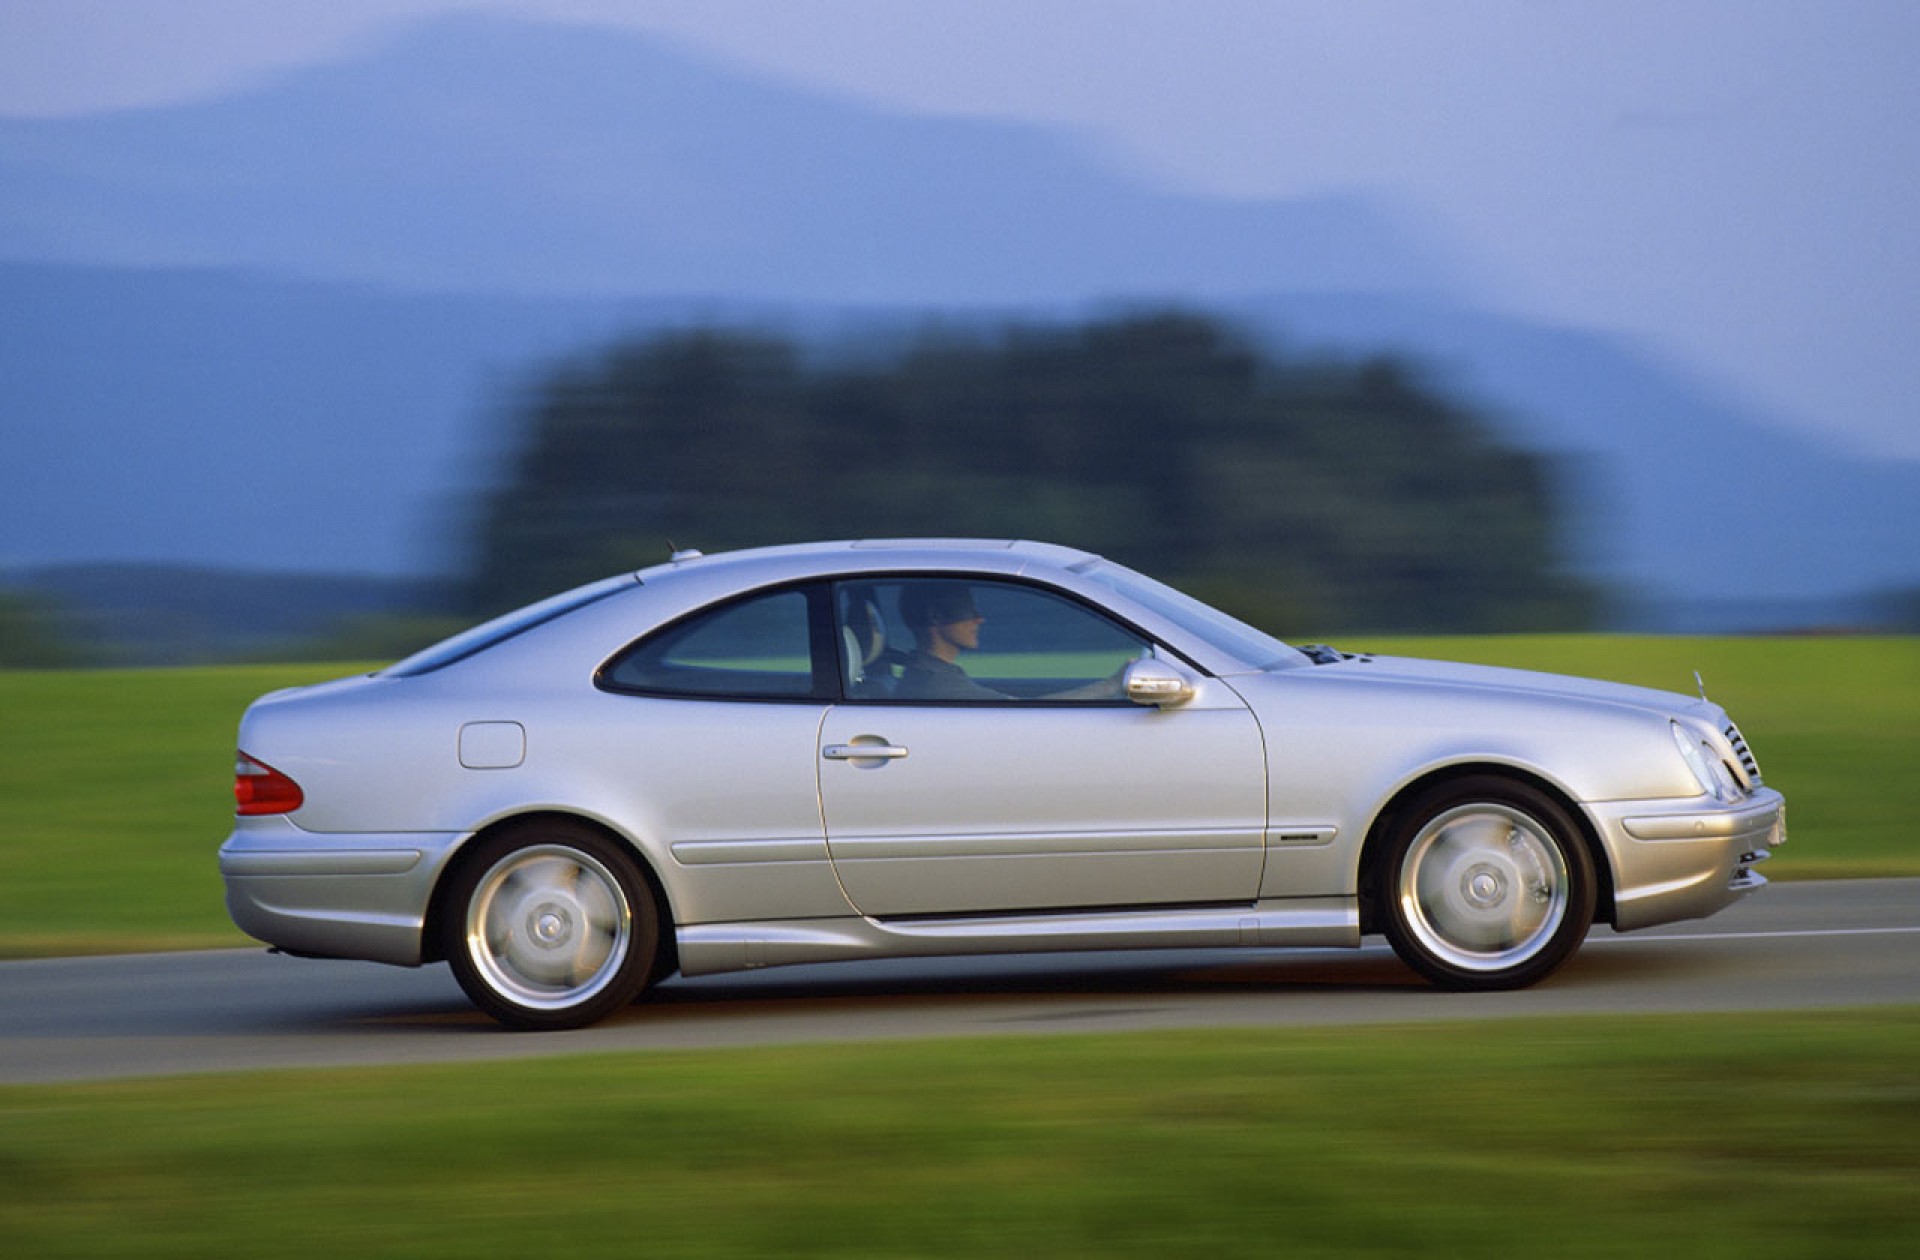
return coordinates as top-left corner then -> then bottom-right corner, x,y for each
3,877 -> 1915,1084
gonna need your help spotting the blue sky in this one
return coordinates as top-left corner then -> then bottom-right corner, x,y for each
3,0 -> 1915,460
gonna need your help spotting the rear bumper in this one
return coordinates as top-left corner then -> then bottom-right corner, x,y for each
1589,787 -> 1786,931
219,818 -> 465,966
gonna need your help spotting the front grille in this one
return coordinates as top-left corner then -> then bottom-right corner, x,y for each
1725,723 -> 1761,784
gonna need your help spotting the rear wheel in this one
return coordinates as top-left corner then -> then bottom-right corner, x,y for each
1376,778 -> 1596,990
443,821 -> 659,1030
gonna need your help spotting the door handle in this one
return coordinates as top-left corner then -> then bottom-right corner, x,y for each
823,743 -> 909,761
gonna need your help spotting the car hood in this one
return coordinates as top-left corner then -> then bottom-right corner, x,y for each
1306,653 -> 1719,723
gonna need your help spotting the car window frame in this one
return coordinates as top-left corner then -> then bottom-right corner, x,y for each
595,580 -> 840,703
830,571 -> 1173,708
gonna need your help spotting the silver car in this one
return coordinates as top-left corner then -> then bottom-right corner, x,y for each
221,539 -> 1786,1029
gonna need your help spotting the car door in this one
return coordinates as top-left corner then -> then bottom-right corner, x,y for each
594,584 -> 838,900
818,576 -> 1268,917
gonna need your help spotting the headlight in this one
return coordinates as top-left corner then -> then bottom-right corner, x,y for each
1671,722 -> 1739,802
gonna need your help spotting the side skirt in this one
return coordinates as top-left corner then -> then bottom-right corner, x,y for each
675,896 -> 1359,978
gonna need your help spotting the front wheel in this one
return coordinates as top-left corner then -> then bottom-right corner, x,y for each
1375,778 -> 1596,990
443,821 -> 660,1030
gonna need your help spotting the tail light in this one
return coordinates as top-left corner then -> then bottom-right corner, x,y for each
235,752 -> 304,816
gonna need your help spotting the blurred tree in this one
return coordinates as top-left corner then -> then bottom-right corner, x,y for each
1869,587 -> 1920,632
466,313 -> 1596,634
0,591 -> 84,668
275,613 -> 476,665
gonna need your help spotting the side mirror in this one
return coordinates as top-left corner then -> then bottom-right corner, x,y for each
1123,658 -> 1195,708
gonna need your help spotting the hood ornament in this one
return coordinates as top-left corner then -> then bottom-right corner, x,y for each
1693,670 -> 1708,701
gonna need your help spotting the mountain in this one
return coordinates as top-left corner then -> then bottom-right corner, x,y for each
1230,294 -> 1920,610
0,261 -> 645,576
6,563 -> 452,664
0,14 -> 1912,628
0,15 -> 1449,303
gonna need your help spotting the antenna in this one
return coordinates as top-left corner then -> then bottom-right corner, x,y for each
1693,670 -> 1708,701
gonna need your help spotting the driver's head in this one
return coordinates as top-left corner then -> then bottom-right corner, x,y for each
900,584 -> 981,648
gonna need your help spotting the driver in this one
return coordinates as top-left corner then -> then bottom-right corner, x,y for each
895,584 -> 1007,701
894,583 -> 1133,702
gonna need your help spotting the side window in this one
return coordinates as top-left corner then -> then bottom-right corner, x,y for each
601,587 -> 827,700
835,577 -> 1146,704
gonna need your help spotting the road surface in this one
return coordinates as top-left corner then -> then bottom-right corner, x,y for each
2,877 -> 1914,1083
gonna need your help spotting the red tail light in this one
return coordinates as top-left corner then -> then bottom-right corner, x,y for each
235,752 -> 304,816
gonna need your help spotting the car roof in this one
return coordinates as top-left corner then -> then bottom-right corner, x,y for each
631,538 -> 1101,587
401,539 -> 1114,683
404,537 -> 1291,683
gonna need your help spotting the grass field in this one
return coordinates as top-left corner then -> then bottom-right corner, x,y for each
3,1011 -> 1916,1258
0,636 -> 1913,958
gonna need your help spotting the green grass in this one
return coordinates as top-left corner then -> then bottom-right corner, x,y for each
0,663 -> 370,957
3,1012 -> 1916,1258
0,637 -> 1913,958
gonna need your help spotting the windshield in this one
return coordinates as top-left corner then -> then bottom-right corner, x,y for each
1072,560 -> 1304,672
382,575 -> 637,677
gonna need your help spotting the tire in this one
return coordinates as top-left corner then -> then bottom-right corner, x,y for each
1375,778 -> 1596,990
442,820 -> 660,1030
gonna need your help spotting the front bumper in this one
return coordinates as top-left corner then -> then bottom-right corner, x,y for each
1589,787 -> 1786,931
219,818 -> 466,966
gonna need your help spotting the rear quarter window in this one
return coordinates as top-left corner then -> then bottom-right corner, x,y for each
599,586 -> 830,700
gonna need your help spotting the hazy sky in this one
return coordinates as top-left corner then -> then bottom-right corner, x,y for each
3,0 -> 1915,459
